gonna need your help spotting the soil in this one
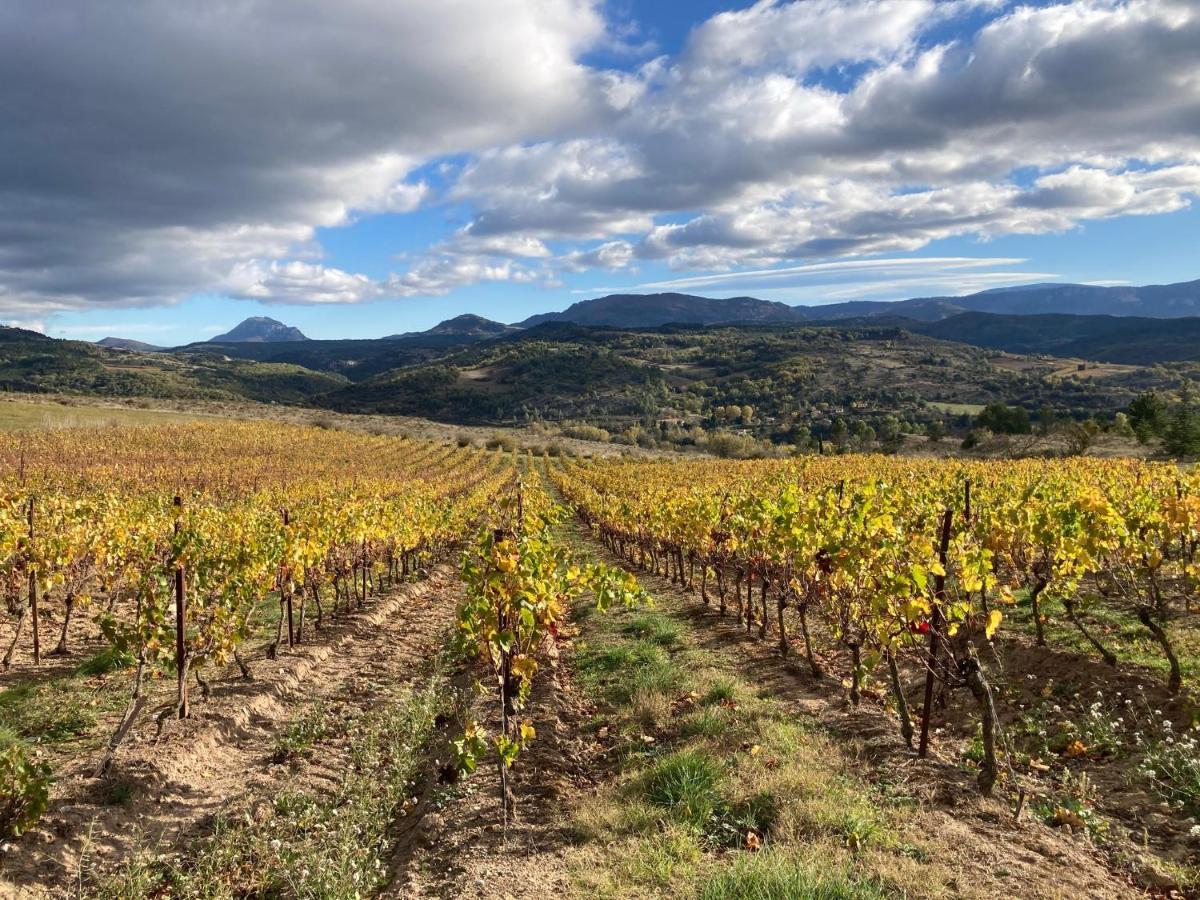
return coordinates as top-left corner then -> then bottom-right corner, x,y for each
0,564 -> 464,898
573,523 -> 1161,900
383,624 -> 599,899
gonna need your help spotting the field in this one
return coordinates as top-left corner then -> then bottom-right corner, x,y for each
0,397 -> 204,431
1,420 -> 1198,898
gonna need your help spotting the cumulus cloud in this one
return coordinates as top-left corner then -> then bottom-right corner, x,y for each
2,0 -> 1199,317
446,0 -> 1200,279
0,0 -> 608,314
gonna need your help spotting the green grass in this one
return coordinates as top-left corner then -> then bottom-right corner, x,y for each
700,850 -> 889,900
1007,589 -> 1200,683
620,614 -> 682,648
575,638 -> 684,705
641,749 -> 725,828
562,549 -> 952,899
925,401 -> 985,416
0,681 -> 97,744
74,647 -> 135,677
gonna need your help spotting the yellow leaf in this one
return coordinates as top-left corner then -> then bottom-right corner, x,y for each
985,609 -> 1002,639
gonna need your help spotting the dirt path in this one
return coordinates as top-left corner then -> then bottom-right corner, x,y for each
382,621 -> 599,899
1,564 -> 464,898
573,522 -> 1148,900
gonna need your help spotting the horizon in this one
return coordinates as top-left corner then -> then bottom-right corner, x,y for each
69,275 -> 1199,346
2,1 -> 1198,345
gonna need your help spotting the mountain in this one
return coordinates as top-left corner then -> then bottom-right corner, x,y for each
914,312 -> 1200,365
96,337 -> 163,351
516,279 -> 1200,330
210,317 -> 309,343
517,292 -> 806,328
803,279 -> 1200,322
389,314 -> 517,340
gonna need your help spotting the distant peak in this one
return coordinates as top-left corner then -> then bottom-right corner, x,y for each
210,317 -> 308,343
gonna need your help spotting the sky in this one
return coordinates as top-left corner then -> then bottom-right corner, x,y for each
1,0 -> 1198,345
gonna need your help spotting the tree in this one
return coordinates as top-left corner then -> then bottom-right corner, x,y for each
1164,406 -> 1200,458
975,402 -> 1031,435
1128,392 -> 1168,442
830,418 -> 849,448
1036,404 -> 1057,436
1064,420 -> 1100,456
1111,412 -> 1135,439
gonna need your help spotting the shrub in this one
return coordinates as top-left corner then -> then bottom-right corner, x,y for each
0,728 -> 51,837
484,433 -> 517,452
561,423 -> 610,443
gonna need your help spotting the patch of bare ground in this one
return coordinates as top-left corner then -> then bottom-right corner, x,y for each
578,525 -> 1155,900
0,564 -> 464,898
383,625 -> 598,899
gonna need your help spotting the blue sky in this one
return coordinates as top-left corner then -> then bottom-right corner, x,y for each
4,0 -> 1197,345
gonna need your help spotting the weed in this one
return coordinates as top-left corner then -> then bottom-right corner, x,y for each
75,647 -> 134,677
270,702 -> 333,765
621,614 -> 681,648
0,681 -> 95,744
700,849 -> 889,900
642,749 -> 725,828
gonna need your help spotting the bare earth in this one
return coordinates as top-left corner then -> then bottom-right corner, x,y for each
1,565 -> 463,898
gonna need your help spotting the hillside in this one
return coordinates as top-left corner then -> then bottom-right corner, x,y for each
4,305 -> 1197,450
390,314 -> 518,339
0,326 -> 345,404
96,337 -> 163,352
915,312 -> 1200,364
317,322 -> 1177,441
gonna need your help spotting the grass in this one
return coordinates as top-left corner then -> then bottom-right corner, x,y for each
562,552 -> 953,899
74,647 -> 135,677
90,656 -> 460,899
1007,588 -> 1200,684
700,849 -> 889,900
926,401 -> 985,416
620,614 -> 682,649
642,749 -> 725,828
0,680 -> 98,745
0,398 -> 200,431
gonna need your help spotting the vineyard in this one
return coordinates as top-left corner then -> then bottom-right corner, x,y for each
1,422 -> 1198,897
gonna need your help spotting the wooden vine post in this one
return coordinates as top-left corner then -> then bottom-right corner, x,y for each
28,497 -> 40,666
174,494 -> 189,719
918,508 -> 953,758
284,508 -> 295,648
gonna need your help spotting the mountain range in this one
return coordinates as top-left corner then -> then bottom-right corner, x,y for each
92,277 -> 1200,352
517,279 -> 1200,328
7,276 -> 1200,441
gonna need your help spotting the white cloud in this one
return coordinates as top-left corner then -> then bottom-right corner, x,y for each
442,0 -> 1200,282
2,0 -> 1198,315
0,0 -> 610,313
